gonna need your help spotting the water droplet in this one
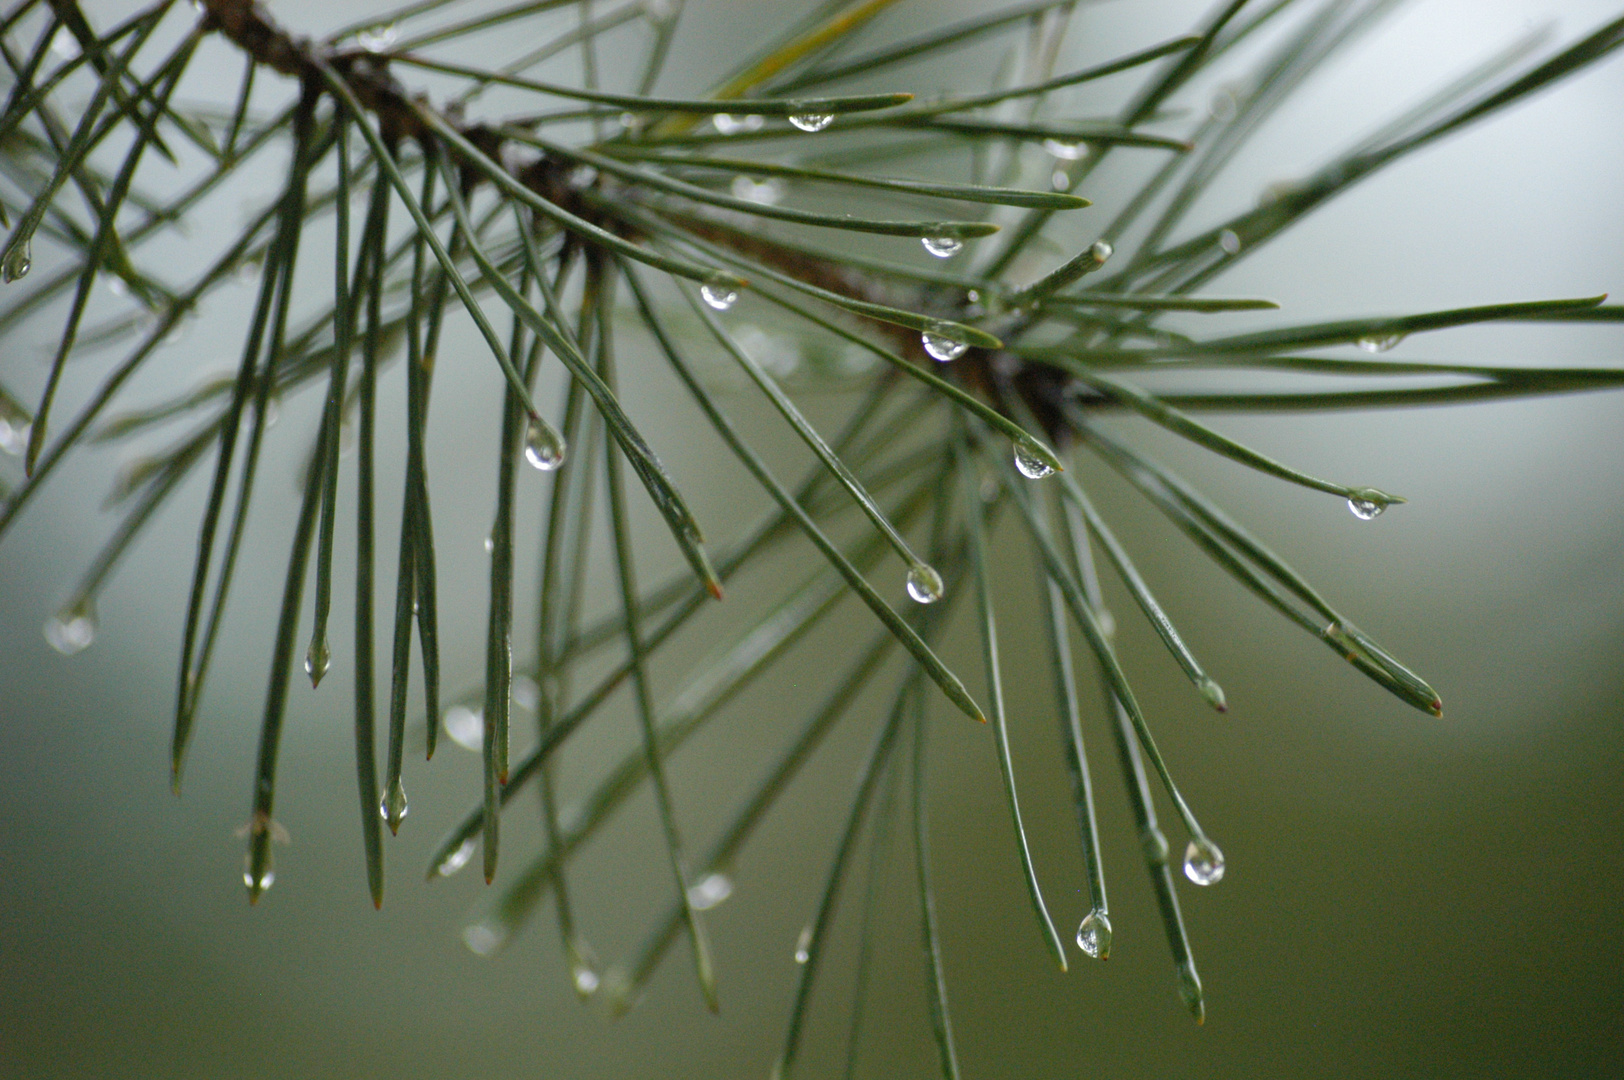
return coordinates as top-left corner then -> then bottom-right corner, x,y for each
1178,962 -> 1205,1022
905,564 -> 944,605
1346,496 -> 1385,521
1258,179 -> 1298,207
242,854 -> 274,893
379,779 -> 409,830
3,243 -> 32,283
1142,827 -> 1170,864
304,635 -> 330,685
1013,441 -> 1056,479
523,416 -> 566,471
1042,138 -> 1088,161
1356,332 -> 1405,353
1052,168 -> 1070,192
436,838 -> 476,877
105,276 -> 128,297
573,964 -> 601,995
1183,836 -> 1225,886
357,22 -> 399,52
0,397 -> 31,456
1218,229 -> 1241,255
786,106 -> 834,133
686,872 -> 733,911
511,674 -> 539,711
44,596 -> 96,655
711,113 -> 763,136
1209,87 -> 1239,123
921,232 -> 963,258
700,279 -> 738,311
1096,606 -> 1116,639
730,175 -> 784,205
1089,239 -> 1114,264
794,925 -> 812,964
444,705 -> 483,751
463,921 -> 506,957
618,111 -> 642,134
600,968 -> 635,1016
483,534 -> 494,554
921,323 -> 968,362
1075,910 -> 1112,960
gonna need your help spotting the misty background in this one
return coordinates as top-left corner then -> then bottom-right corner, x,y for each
2,1 -> 1622,1077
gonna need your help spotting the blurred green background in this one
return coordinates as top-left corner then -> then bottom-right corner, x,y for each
2,1 -> 1622,1077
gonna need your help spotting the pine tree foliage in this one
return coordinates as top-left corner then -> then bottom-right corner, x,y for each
1,0 -> 1621,1072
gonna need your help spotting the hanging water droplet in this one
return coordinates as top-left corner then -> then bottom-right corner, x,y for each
105,276 -> 128,297
463,921 -> 506,957
905,564 -> 944,605
711,113 -> 764,136
1258,179 -> 1298,207
1208,87 -> 1239,123
44,596 -> 96,655
700,279 -> 738,311
1356,332 -> 1405,353
1142,826 -> 1170,864
483,534 -> 494,554
573,964 -> 601,995
1075,910 -> 1112,960
786,110 -> 834,133
618,111 -> 642,134
1042,138 -> 1088,161
357,22 -> 399,52
921,232 -> 963,259
1089,239 -> 1114,264
1218,229 -> 1241,255
3,243 -> 32,283
523,416 -> 566,471
304,635 -> 330,685
730,175 -> 784,205
511,674 -> 539,711
0,397 -> 31,456
794,925 -> 813,964
444,705 -> 484,751
242,855 -> 274,893
1346,496 -> 1385,521
1052,168 -> 1070,192
436,838 -> 477,877
921,323 -> 968,362
1183,836 -> 1225,886
1013,441 -> 1056,479
379,779 -> 409,830
1178,962 -> 1205,1023
1096,606 -> 1116,639
686,872 -> 733,911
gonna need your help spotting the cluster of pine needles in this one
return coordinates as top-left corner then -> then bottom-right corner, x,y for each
2,0 -> 1622,1074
